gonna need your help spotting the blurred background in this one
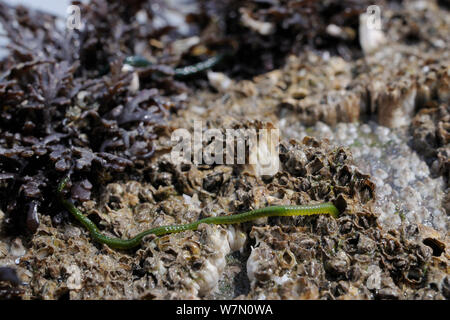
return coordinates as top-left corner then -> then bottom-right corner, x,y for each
3,0 -> 72,15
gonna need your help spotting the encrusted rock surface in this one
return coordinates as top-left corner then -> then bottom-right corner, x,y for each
1,134 -> 448,299
0,0 -> 449,300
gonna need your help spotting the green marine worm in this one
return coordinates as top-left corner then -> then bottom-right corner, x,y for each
58,177 -> 340,249
124,53 -> 226,79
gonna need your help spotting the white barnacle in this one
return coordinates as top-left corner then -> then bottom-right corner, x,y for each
193,225 -> 230,296
227,225 -> 247,253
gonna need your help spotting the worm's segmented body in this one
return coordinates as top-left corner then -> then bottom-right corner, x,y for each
58,177 -> 340,249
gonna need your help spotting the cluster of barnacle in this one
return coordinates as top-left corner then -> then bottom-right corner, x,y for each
368,56 -> 449,129
276,136 -> 375,208
10,115 -> 449,299
411,104 -> 449,188
152,0 -> 450,134
408,61 -> 449,189
17,213 -> 137,299
277,53 -> 360,126
132,223 -> 231,298
356,0 -> 449,129
358,49 -> 450,195
244,222 -> 448,299
216,43 -> 447,134
18,183 -> 232,299
135,133 -> 350,297
241,138 -> 449,300
130,132 -> 447,299
386,0 -> 449,48
271,0 -> 449,130
12,168 -> 227,299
